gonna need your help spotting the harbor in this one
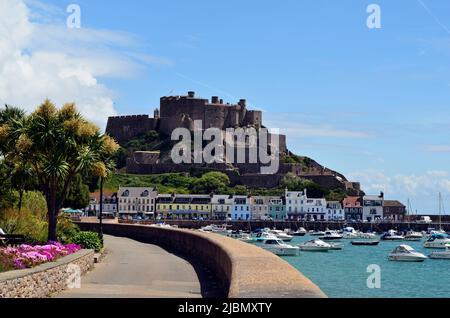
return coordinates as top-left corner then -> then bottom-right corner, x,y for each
197,225 -> 450,298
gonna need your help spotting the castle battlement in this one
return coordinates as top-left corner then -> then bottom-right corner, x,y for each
106,91 -> 284,153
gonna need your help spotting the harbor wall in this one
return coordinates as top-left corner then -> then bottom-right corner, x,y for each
116,219 -> 450,233
76,222 -> 326,298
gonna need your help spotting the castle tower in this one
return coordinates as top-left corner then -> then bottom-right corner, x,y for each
154,108 -> 160,119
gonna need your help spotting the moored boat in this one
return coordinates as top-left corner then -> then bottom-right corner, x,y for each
298,239 -> 332,252
351,240 -> 380,246
404,231 -> 424,241
429,247 -> 450,259
381,230 -> 404,241
320,230 -> 343,241
329,243 -> 344,250
289,227 -> 307,236
267,229 -> 294,242
423,234 -> 450,249
310,230 -> 326,236
261,239 -> 299,256
253,231 -> 278,243
388,245 -> 427,262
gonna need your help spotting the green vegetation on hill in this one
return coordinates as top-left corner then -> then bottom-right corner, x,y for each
281,154 -> 312,168
114,131 -> 176,169
105,172 -> 238,195
104,171 -> 348,200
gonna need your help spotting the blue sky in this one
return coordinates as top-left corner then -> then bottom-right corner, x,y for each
2,0 -> 450,213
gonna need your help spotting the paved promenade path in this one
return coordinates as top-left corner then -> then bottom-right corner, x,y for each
57,235 -> 222,298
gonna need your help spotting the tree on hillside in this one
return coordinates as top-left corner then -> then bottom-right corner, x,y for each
190,172 -> 231,194
280,173 -> 328,198
0,100 -> 119,241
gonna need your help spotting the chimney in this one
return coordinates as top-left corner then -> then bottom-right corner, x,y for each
211,96 -> 219,104
188,91 -> 195,98
380,191 -> 384,199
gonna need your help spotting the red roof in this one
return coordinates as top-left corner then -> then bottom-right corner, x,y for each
90,189 -> 116,202
343,196 -> 362,208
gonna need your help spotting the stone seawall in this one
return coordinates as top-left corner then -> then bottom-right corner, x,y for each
0,249 -> 94,298
77,222 -> 326,298
118,219 -> 450,233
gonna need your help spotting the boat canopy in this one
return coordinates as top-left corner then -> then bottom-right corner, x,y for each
430,233 -> 448,239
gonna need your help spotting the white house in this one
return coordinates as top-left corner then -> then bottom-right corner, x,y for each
211,195 -> 233,220
285,189 -> 307,220
118,187 -> 158,220
250,196 -> 270,221
326,201 -> 345,221
230,196 -> 251,221
363,193 -> 384,222
286,189 -> 326,221
303,197 -> 327,221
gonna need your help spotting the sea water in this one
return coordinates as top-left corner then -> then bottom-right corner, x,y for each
279,236 -> 450,298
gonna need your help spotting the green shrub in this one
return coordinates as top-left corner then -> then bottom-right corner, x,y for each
57,214 -> 80,244
71,231 -> 103,252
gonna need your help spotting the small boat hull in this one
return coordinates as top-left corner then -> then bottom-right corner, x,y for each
329,243 -> 343,250
264,247 -> 299,256
429,252 -> 450,259
290,232 -> 306,237
389,255 -> 427,262
424,242 -> 450,249
351,241 -> 380,246
298,246 -> 330,252
320,236 -> 343,241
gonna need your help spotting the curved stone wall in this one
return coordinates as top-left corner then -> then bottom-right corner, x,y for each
0,249 -> 94,298
77,223 -> 326,298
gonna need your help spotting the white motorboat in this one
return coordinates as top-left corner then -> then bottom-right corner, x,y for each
238,234 -> 257,244
310,230 -> 326,236
388,245 -> 427,262
200,224 -> 230,235
429,247 -> 450,259
404,231 -> 424,241
342,232 -> 359,239
267,229 -> 294,242
381,230 -> 404,241
289,227 -> 307,237
329,243 -> 344,250
298,239 -> 332,252
227,230 -> 246,239
423,234 -> 450,249
261,239 -> 299,256
358,232 -> 378,239
254,231 -> 279,243
320,230 -> 343,241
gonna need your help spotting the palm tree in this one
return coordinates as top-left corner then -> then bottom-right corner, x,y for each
0,100 -> 119,241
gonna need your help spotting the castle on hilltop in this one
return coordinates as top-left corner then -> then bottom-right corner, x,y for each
106,91 -> 286,152
105,91 -> 361,194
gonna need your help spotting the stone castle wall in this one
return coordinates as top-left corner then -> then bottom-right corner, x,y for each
106,115 -> 157,144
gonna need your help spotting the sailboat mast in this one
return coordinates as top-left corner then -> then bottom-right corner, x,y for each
439,192 -> 442,230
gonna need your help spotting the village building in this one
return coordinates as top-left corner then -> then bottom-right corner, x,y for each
118,187 -> 157,220
343,196 -> 363,221
383,200 -> 407,221
362,193 -> 384,222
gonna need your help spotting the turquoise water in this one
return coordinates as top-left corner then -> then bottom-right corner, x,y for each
274,236 -> 450,298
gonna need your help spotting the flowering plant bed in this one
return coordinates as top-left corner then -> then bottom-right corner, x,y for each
0,242 -> 81,272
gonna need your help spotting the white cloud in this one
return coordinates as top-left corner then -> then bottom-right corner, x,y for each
0,0 -> 170,129
348,169 -> 450,213
424,145 -> 450,152
264,113 -> 371,139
